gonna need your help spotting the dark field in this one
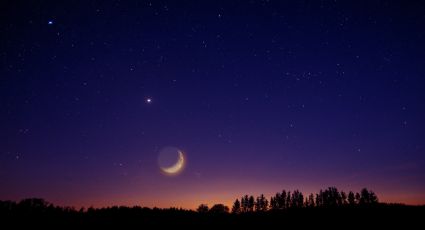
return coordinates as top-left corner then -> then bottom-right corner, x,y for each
1,199 -> 423,228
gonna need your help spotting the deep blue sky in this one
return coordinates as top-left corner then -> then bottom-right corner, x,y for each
1,0 -> 425,208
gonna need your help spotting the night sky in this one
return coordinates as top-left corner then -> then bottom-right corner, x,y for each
1,0 -> 425,209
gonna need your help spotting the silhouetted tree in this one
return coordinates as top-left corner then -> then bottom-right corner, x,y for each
360,188 -> 368,205
197,204 -> 209,213
341,191 -> 348,205
360,188 -> 378,205
276,190 -> 287,209
248,196 -> 255,212
306,193 -> 315,207
369,190 -> 378,204
17,198 -> 51,214
241,195 -> 249,212
255,196 -> 261,212
262,195 -> 269,211
232,199 -> 241,214
269,196 -> 278,210
0,200 -> 17,212
255,194 -> 268,212
355,192 -> 361,204
291,190 -> 304,208
316,190 -> 323,207
324,187 -> 342,207
286,191 -> 291,208
348,191 -> 356,205
209,204 -> 229,214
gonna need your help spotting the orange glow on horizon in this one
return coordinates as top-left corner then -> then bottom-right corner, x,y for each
45,187 -> 425,211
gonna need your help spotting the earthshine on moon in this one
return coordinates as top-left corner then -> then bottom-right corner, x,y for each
158,147 -> 185,175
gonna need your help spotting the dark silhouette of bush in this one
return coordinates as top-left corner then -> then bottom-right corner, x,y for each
197,204 -> 209,213
208,204 -> 229,214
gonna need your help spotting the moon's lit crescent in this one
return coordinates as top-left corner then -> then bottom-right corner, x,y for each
160,151 -> 185,175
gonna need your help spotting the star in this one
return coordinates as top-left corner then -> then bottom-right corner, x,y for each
48,20 -> 54,25
145,98 -> 152,104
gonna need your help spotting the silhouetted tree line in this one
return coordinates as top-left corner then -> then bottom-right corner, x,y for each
228,187 -> 378,213
1,187 -> 423,227
193,187 -> 379,214
0,187 -> 379,217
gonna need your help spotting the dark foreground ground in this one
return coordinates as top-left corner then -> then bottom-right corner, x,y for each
1,202 -> 424,228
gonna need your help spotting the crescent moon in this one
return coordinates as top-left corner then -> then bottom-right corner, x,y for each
160,151 -> 185,175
